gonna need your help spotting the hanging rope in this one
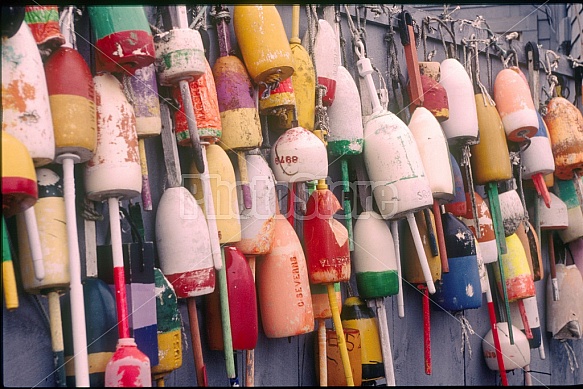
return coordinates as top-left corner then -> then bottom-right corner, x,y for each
562,340 -> 580,373
455,311 -> 475,359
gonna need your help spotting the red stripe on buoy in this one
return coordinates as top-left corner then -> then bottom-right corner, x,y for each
45,48 -> 94,99
165,268 -> 216,299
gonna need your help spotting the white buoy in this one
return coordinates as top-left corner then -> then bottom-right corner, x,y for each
2,20 -> 55,167
539,193 -> 568,230
546,264 -> 583,340
482,322 -> 531,371
438,58 -> 479,144
498,187 -> 525,237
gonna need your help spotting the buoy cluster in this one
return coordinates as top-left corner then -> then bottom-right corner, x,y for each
2,5 -> 582,388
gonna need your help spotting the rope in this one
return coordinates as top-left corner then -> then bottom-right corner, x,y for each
456,311 -> 475,359
562,340 -> 579,373
82,197 -> 104,221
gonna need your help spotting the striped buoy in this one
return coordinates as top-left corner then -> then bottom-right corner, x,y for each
554,177 -> 583,243
482,322 -> 531,371
24,6 -> 64,53
88,6 -> 155,74
546,264 -> 583,340
259,76 -> 296,117
460,192 -> 498,264
2,21 -> 55,167
303,19 -> 339,106
439,58 -> 479,144
510,295 -> 542,349
233,5 -> 294,86
493,233 -> 535,302
341,297 -> 384,383
257,213 -> 314,337
493,68 -> 539,142
543,97 -> 583,180
470,93 -> 513,185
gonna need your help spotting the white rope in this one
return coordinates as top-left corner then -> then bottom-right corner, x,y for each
562,340 -> 579,373
456,312 -> 475,359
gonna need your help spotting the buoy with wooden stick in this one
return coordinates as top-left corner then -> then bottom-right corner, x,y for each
546,263 -> 583,340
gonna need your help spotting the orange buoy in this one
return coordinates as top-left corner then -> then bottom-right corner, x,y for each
493,68 -> 539,142
543,97 -> 583,180
324,328 -> 362,386
233,5 -> 294,86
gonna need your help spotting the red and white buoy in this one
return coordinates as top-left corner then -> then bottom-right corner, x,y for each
460,192 -> 498,264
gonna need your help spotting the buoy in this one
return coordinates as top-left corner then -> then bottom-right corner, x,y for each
151,268 -> 183,387
543,96 -> 583,180
498,181 -> 525,237
546,264 -> 583,340
516,222 -> 543,282
1,6 -> 25,38
61,277 -> 118,387
2,21 -> 55,167
434,212 -> 483,311
554,177 -> 583,244
289,4 -> 316,131
521,112 -> 555,207
510,295 -> 542,349
493,68 -> 539,142
324,328 -> 362,386
204,246 -> 258,351
460,192 -> 498,264
233,5 -> 294,86
257,213 -> 314,337
493,233 -> 535,302
341,297 -> 385,384
88,6 -> 155,74
15,168 -> 69,385
122,63 -> 161,211
470,94 -> 513,185
444,153 -> 467,217
105,338 -> 152,387
569,238 -> 583,278
271,126 -> 328,183
439,58 -> 479,144
353,211 -> 399,298
302,19 -> 339,106
419,73 -> 449,122
173,58 -> 223,145
259,75 -> 296,118
482,322 -> 531,371
24,6 -> 64,55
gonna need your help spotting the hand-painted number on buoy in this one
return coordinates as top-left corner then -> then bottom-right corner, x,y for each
274,155 -> 299,165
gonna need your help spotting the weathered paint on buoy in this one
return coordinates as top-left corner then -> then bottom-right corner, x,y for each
470,93 -> 513,185
341,296 -> 384,383
434,212 -> 482,311
498,186 -> 525,236
256,214 -> 314,337
539,192 -> 568,230
213,56 -> 262,152
156,186 -> 215,298
460,192 -> 498,264
123,64 -> 161,138
444,153 -> 467,217
105,337 -> 152,387
84,73 -> 141,202
493,233 -> 535,302
44,46 -> 96,162
327,65 -> 364,157
554,177 -> 583,243
438,58 -> 478,144
233,5 -> 294,86
24,6 -> 64,51
311,283 -> 342,320
16,168 -> 69,294
419,61 -> 440,81
408,106 -> 454,201
259,76 -> 296,116
204,246 -> 258,350
174,58 -> 222,144
493,68 -> 539,142
403,210 -> 442,284
189,143 -> 241,244
270,126 -> 328,183
543,97 -> 583,180
2,21 -> 55,166
234,153 -> 276,255
62,277 -> 118,387
304,187 -> 351,284
1,131 -> 38,217
153,25 -> 205,86
510,295 -> 542,348
302,19 -> 339,106
521,112 -> 555,181
419,74 -> 449,122
482,322 -> 531,371
88,6 -> 155,75
570,238 -> 583,278
151,268 -> 183,385
516,222 -> 543,282
353,211 -> 399,299
546,264 -> 583,340
324,328 -> 362,386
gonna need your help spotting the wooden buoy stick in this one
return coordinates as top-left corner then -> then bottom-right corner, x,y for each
391,220 -> 405,318
187,298 -> 208,386
484,270 -> 508,385
23,207 -> 45,280
219,247 -> 236,382
432,200 -> 449,272
138,139 -> 152,211
517,300 -> 533,339
328,283 -> 354,386
375,298 -> 396,385
318,319 -> 327,386
179,79 -> 205,174
62,156 -> 90,385
548,232 -> 559,301
406,213 -> 436,294
48,291 -> 66,387
421,285 -> 431,375
341,158 -> 354,251
201,146 -> 223,271
2,216 -> 18,310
